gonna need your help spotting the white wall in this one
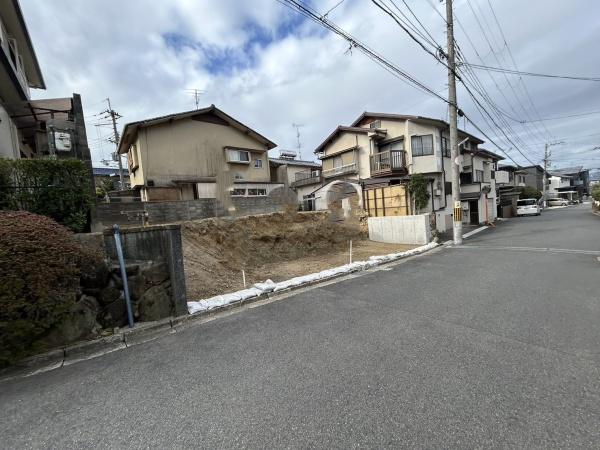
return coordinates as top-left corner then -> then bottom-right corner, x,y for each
368,214 -> 431,245
0,104 -> 19,159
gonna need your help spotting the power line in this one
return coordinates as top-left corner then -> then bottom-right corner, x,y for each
462,62 -> 600,82
370,0 -> 532,164
517,109 -> 600,123
482,0 -> 553,139
462,0 -> 550,143
276,0 -> 453,105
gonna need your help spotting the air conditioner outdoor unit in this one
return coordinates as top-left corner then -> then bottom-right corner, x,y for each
434,189 -> 442,196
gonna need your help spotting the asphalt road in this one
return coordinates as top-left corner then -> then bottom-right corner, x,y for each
1,205 -> 599,449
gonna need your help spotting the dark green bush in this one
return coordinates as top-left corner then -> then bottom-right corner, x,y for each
0,158 -> 93,232
519,185 -> 542,200
0,211 -> 99,366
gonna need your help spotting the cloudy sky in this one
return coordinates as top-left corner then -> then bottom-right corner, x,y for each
21,0 -> 600,171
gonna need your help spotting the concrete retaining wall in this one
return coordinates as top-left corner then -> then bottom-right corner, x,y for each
92,187 -> 297,231
368,214 -> 431,245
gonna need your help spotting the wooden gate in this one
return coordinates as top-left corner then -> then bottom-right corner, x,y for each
364,185 -> 409,217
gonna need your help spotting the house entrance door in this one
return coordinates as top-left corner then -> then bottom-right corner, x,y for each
469,200 -> 479,225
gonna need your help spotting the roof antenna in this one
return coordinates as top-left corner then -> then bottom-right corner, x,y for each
185,88 -> 205,110
292,123 -> 304,160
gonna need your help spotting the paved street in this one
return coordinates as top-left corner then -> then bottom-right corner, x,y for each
1,205 -> 600,449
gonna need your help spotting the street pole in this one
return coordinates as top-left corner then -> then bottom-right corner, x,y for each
542,143 -> 549,207
107,98 -> 124,190
446,0 -> 462,245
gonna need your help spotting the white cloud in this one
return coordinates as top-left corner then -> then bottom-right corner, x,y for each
20,0 -> 600,169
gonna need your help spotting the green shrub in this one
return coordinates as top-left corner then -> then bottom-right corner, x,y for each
0,211 -> 99,366
591,185 -> 600,202
408,173 -> 430,213
519,185 -> 542,200
0,158 -> 93,232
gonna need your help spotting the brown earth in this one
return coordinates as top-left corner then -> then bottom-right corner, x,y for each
182,211 -> 414,300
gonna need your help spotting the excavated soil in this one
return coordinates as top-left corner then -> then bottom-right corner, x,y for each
182,211 -> 414,300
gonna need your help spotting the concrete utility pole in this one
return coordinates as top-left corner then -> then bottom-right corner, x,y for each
105,98 -> 124,190
446,0 -> 462,245
542,143 -> 550,207
542,141 -> 565,207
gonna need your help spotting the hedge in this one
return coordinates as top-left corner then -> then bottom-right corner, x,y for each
0,211 -> 99,366
0,158 -> 93,232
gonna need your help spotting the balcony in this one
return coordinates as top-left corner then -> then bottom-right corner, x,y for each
369,150 -> 407,177
291,170 -> 321,188
322,163 -> 358,179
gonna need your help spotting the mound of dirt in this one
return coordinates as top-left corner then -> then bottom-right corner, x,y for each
182,211 -> 366,299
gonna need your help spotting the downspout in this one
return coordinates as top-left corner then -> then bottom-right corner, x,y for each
439,128 -> 447,210
430,179 -> 436,230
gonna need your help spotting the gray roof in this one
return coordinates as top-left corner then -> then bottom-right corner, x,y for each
550,166 -> 585,176
269,157 -> 321,168
117,105 -> 276,154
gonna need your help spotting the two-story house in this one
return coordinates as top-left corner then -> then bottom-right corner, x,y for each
495,164 -> 528,217
1,0 -> 93,191
117,105 -> 279,202
269,151 -> 322,210
313,112 -> 502,231
550,166 -> 589,200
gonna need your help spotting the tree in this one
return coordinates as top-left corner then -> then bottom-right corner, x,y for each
519,185 -> 542,200
408,174 -> 430,214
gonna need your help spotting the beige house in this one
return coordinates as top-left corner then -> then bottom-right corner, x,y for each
117,105 -> 278,202
269,153 -> 322,210
313,112 -> 504,230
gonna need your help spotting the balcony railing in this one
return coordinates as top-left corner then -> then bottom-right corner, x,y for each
322,163 -> 358,178
369,150 -> 407,176
291,170 -> 322,187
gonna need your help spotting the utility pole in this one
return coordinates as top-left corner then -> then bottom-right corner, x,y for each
542,143 -> 550,207
542,141 -> 565,206
104,98 -> 124,190
446,0 -> 462,245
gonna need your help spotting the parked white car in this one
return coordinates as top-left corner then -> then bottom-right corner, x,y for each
547,198 -> 569,207
517,198 -> 541,216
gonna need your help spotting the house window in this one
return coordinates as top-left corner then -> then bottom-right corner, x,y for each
227,148 -> 250,163
442,137 -> 450,157
474,170 -> 484,182
248,188 -> 267,196
254,159 -> 263,168
460,172 -> 473,184
231,188 -> 246,196
411,135 -> 434,157
378,139 -> 404,153
369,120 -> 382,129
128,144 -> 139,171
333,155 -> 343,168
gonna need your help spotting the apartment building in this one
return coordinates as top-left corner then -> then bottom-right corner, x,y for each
0,1 -> 92,170
313,112 -> 503,230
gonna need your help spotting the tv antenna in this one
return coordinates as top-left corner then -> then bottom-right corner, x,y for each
186,88 -> 205,110
292,123 -> 304,160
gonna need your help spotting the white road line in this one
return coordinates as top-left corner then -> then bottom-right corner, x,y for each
451,245 -> 600,255
462,225 -> 489,239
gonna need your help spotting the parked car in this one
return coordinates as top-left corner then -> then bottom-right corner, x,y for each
547,198 -> 569,207
517,198 -> 541,216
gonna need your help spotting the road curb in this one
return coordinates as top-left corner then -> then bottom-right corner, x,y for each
0,242 -> 442,382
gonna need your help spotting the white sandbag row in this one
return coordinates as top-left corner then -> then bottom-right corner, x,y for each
187,241 -> 439,314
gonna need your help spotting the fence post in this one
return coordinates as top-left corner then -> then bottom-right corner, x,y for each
113,224 -> 135,328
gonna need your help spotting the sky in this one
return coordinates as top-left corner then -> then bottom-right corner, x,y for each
20,0 -> 600,172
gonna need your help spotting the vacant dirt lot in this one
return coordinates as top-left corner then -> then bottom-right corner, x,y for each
182,211 -> 414,300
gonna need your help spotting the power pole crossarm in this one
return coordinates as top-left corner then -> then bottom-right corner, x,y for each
106,98 -> 124,190
446,0 -> 462,245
